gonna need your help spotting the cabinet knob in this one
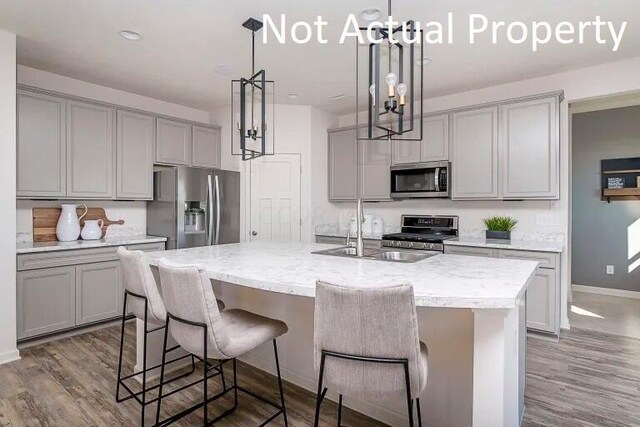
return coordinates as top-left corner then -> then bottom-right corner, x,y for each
251,231 -> 258,236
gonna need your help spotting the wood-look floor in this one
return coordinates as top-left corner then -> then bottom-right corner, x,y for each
1,323 -> 639,426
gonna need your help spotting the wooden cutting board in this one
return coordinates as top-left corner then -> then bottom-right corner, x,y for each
33,207 -> 125,242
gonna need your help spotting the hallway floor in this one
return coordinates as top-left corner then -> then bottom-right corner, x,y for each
569,290 -> 640,339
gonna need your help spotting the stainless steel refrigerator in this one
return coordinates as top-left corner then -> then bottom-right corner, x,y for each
147,167 -> 241,249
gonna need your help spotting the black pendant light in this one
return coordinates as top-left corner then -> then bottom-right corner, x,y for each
232,18 -> 275,160
356,0 -> 424,141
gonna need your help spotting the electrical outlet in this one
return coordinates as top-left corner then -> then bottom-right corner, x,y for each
606,265 -> 615,275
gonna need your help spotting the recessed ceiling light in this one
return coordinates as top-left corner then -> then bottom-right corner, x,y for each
360,8 -> 381,21
119,30 -> 142,41
214,65 -> 232,76
329,94 -> 347,101
287,93 -> 298,100
416,57 -> 433,66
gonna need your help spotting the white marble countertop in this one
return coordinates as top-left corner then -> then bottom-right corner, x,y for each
16,235 -> 167,254
444,237 -> 563,253
145,241 -> 538,309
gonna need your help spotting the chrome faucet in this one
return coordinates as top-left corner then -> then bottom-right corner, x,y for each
355,198 -> 365,257
345,228 -> 352,247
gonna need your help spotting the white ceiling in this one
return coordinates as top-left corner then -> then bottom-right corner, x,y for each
1,0 -> 639,114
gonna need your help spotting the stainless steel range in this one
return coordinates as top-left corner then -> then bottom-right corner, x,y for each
382,215 -> 459,252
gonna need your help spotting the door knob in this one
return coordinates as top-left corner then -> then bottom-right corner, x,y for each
251,231 -> 258,236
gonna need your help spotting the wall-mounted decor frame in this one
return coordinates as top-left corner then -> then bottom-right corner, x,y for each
601,157 -> 640,203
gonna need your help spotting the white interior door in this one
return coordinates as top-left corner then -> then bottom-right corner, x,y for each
249,154 -> 301,242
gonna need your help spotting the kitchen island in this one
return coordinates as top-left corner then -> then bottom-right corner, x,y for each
144,241 -> 538,427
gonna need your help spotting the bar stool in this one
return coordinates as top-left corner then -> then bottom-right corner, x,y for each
313,281 -> 428,427
154,260 -> 289,426
115,247 -> 225,426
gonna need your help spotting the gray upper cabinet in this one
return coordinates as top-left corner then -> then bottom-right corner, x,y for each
421,114 -> 449,162
66,101 -> 115,199
328,128 -> 358,201
156,118 -> 192,165
17,91 -> 66,198
451,107 -> 499,199
116,110 -> 154,200
17,266 -> 75,340
75,261 -> 123,326
392,114 -> 449,164
360,131 -> 391,201
192,125 -> 221,169
499,97 -> 559,199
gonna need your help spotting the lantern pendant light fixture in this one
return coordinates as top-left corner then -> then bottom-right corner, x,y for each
356,0 -> 424,141
231,18 -> 275,160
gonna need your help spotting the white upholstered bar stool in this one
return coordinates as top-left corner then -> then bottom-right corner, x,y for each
115,247 -> 225,426
313,281 -> 428,427
154,260 -> 289,427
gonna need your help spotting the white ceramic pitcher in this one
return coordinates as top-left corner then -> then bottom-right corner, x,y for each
81,219 -> 104,240
56,203 -> 88,242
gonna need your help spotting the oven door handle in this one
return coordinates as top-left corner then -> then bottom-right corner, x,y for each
434,167 -> 440,192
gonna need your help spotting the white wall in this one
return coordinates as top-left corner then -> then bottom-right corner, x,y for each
0,29 -> 19,364
331,56 -> 640,330
15,66 -> 214,243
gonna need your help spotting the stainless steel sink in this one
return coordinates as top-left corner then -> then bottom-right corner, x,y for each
312,246 -> 437,263
371,251 -> 434,263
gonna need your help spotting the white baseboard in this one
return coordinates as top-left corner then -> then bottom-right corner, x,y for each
572,284 -> 640,300
0,349 -> 21,365
239,353 -> 411,427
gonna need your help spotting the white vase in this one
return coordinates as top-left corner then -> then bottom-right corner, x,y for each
81,219 -> 104,240
56,203 -> 88,242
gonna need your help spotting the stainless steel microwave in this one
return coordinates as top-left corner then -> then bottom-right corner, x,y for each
390,161 -> 450,198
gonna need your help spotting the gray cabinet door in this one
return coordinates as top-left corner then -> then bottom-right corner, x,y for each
66,101 -> 115,198
17,266 -> 75,339
451,107 -> 499,199
75,261 -> 123,326
156,118 -> 192,165
360,133 -> 391,201
421,114 -> 449,162
328,128 -> 357,201
192,125 -> 221,168
500,97 -> 559,199
116,110 -> 154,200
525,268 -> 557,334
17,91 -> 66,198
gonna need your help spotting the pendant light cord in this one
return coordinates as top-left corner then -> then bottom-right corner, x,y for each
250,29 -> 255,132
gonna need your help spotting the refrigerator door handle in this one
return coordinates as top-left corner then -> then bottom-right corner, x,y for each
207,174 -> 214,245
214,175 -> 221,245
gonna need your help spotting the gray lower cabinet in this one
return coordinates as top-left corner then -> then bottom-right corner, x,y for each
16,242 -> 165,341
116,110 -> 155,199
17,266 -> 75,340
451,107 -> 499,199
328,128 -> 358,201
444,244 -> 560,334
17,91 -> 66,198
156,118 -> 192,165
192,125 -> 221,168
75,261 -> 123,326
66,100 -> 115,198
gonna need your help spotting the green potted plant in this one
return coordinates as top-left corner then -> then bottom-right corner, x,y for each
483,216 -> 518,240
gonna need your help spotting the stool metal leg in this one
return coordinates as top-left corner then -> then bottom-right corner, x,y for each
337,394 -> 343,427
154,316 -> 170,426
141,300 -> 149,426
115,292 -> 128,402
202,324 -> 208,427
273,340 -> 289,427
416,397 -> 423,427
403,361 -> 414,427
313,352 -> 327,427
